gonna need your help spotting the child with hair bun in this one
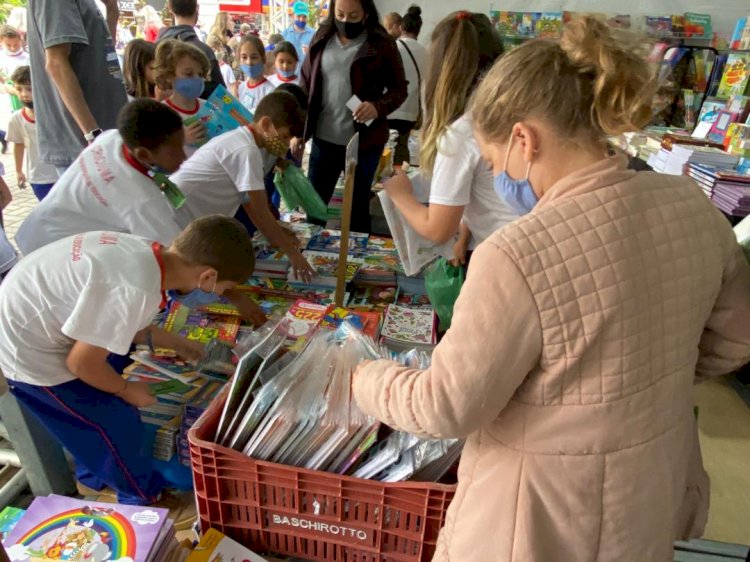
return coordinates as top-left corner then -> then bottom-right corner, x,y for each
353,16 -> 750,561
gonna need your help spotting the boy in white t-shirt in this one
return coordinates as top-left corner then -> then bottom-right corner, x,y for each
15,99 -> 187,255
172,90 -> 315,281
154,39 -> 209,158
0,216 -> 256,505
6,66 -> 58,200
0,24 -> 29,154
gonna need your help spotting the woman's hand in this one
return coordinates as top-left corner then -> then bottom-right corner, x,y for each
383,168 -> 413,202
353,101 -> 378,123
184,121 -> 207,146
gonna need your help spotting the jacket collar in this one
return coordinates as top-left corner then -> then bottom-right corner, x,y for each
536,154 -> 635,210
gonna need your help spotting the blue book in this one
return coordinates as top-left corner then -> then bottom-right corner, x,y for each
187,85 -> 254,144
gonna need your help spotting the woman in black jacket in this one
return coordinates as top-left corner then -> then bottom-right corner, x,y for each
298,0 -> 408,233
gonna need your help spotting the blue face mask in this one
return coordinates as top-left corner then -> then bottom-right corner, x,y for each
241,62 -> 265,79
493,134 -> 539,216
173,77 -> 204,100
167,277 -> 219,309
294,20 -> 307,30
277,67 -> 296,79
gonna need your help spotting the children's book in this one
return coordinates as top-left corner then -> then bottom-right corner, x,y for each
4,495 -> 169,562
186,528 -> 268,562
0,506 -> 25,542
535,12 -> 563,39
707,109 -> 740,144
283,300 -> 330,340
163,301 -> 241,344
289,251 -> 364,288
731,17 -> 747,50
645,16 -> 672,36
306,229 -> 369,255
129,351 -> 200,383
684,13 -> 711,39
187,85 -> 254,144
366,235 -> 397,254
717,54 -> 750,99
379,304 -> 437,349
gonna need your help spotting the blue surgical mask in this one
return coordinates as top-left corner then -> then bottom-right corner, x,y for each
277,67 -> 296,79
173,76 -> 204,100
167,278 -> 218,309
493,134 -> 539,215
241,62 -> 265,79
294,20 -> 307,30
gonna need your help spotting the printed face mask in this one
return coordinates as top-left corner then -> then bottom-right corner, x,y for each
492,133 -> 539,216
241,62 -> 265,79
264,124 -> 289,158
173,76 -> 204,100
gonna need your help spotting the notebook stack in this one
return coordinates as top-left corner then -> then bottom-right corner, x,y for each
3,495 -> 187,561
649,144 -> 740,175
687,163 -> 750,216
252,247 -> 290,279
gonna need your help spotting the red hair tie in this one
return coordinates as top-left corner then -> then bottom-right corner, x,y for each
456,11 -> 471,21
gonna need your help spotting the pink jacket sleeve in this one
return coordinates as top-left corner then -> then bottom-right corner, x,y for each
353,241 -> 542,439
696,241 -> 750,379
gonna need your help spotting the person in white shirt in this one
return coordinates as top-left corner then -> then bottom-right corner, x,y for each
6,66 -> 58,201
387,6 -> 427,166
0,216 -> 256,505
237,34 -> 276,114
15,99 -> 187,255
207,34 -> 237,97
384,12 -> 517,266
172,90 -> 315,282
0,24 -> 29,153
267,41 -> 301,87
154,39 -> 209,157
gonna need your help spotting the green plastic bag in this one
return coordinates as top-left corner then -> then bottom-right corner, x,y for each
273,166 -> 329,222
425,258 -> 465,331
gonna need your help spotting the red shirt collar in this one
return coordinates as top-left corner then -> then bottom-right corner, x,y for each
21,108 -> 35,123
121,144 -> 150,178
150,242 -> 167,309
275,73 -> 297,83
246,78 -> 268,89
164,97 -> 200,115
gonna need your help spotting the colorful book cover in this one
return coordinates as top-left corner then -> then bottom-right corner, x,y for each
684,12 -> 712,39
536,12 -> 563,39
129,351 -> 199,383
4,495 -> 168,562
717,54 -> 750,99
366,235 -> 397,254
186,528 -> 268,562
163,301 -> 241,344
645,16 -> 672,36
495,11 -> 522,37
187,85 -> 254,144
320,307 -> 383,340
380,304 -> 437,346
731,17 -> 747,50
0,506 -> 25,542
306,229 -> 369,254
290,251 -> 364,286
519,12 -> 540,37
283,299 -> 330,340
708,109 -> 739,143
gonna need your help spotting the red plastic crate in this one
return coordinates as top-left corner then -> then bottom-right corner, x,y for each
188,392 -> 457,562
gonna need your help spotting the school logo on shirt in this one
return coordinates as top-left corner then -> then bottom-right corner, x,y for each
71,234 -> 84,262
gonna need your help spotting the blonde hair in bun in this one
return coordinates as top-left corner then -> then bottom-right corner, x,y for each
471,16 -> 656,143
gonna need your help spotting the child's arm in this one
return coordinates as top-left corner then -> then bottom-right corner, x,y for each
223,289 -> 268,327
133,325 -> 205,361
242,191 -> 316,282
66,341 -> 156,407
13,143 -> 26,187
450,222 -> 472,266
0,178 -> 12,210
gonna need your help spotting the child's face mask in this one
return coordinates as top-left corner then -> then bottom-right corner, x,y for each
173,76 -> 204,100
263,124 -> 290,157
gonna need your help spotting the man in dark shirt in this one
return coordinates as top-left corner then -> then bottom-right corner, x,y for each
157,0 -> 225,98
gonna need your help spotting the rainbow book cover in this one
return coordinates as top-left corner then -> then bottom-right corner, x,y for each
163,301 -> 241,344
4,495 -> 168,561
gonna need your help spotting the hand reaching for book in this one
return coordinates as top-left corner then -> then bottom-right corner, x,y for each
173,338 -> 205,362
290,251 -> 316,284
117,381 -> 157,408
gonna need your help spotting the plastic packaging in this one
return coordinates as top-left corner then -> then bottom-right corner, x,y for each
273,166 -> 329,222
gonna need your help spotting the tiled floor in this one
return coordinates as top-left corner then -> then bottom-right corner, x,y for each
0,106 -> 748,547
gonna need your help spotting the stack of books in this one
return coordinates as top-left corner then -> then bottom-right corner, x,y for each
649,144 -> 740,175
379,304 -> 438,352
687,163 -> 750,217
356,235 -> 401,286
176,380 -> 225,467
3,495 -> 187,561
289,250 -> 364,288
306,228 -> 369,255
252,247 -> 290,279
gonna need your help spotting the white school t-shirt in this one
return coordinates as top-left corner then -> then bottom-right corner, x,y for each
0,232 -> 165,386
15,130 -> 183,255
238,78 -> 276,114
163,97 -> 207,158
171,126 -> 267,226
6,108 -> 59,184
268,73 -> 300,87
219,61 -> 236,87
428,114 -> 519,248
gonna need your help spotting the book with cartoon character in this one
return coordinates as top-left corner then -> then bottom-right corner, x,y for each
4,495 -> 170,562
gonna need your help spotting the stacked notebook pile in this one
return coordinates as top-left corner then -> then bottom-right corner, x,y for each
3,495 -> 188,561
649,144 -> 740,175
176,380 -> 225,467
356,235 -> 401,286
379,304 -> 437,352
252,248 -> 290,279
687,163 -> 750,217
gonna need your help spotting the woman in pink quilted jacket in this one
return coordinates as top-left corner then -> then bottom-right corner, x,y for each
353,16 -> 750,562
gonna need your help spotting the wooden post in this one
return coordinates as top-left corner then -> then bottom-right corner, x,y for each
335,134 -> 359,306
